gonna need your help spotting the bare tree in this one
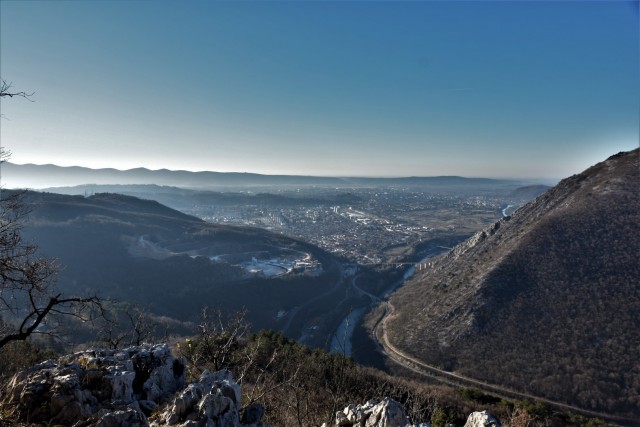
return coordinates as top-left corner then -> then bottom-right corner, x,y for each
0,80 -> 34,100
181,307 -> 250,377
0,85 -> 101,349
99,305 -> 158,349
0,189 -> 102,349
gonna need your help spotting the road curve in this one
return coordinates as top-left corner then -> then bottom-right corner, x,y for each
375,301 -> 635,425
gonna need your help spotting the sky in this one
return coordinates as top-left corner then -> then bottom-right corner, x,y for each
0,1 -> 638,179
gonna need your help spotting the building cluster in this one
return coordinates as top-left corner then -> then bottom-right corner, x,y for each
188,188 -> 511,265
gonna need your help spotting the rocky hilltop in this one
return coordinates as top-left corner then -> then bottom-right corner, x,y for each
0,344 -> 500,427
387,149 -> 640,419
1,344 -> 266,426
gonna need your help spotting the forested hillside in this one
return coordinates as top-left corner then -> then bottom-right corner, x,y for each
388,149 -> 640,419
15,191 -> 340,335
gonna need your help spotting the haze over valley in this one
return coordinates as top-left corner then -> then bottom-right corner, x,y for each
0,1 -> 638,426
3,151 -> 639,425
6,166 -> 540,348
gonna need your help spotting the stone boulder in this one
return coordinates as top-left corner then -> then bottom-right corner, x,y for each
1,344 -> 185,426
463,410 -> 501,427
331,397 -> 430,427
151,369 -> 263,427
1,344 -> 266,427
94,408 -> 149,427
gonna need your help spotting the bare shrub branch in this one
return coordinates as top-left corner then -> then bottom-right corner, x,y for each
0,80 -> 34,100
0,186 -> 103,349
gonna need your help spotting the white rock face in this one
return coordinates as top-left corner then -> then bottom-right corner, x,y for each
0,344 -> 266,427
333,398 -> 430,427
463,410 -> 501,427
2,343 -> 496,427
153,369 -> 262,427
108,370 -> 136,402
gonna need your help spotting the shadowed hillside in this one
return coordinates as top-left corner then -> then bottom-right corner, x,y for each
387,149 -> 640,419
15,191 -> 341,337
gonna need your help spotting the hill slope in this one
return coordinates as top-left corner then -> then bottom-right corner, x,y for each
16,191 -> 341,336
387,149 -> 640,418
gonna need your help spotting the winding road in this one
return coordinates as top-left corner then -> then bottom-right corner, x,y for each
374,301 -> 634,425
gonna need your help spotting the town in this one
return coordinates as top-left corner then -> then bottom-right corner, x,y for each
186,187 -> 518,265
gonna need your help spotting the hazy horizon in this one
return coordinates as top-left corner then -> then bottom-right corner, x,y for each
1,1 -> 638,180
5,159 -> 563,182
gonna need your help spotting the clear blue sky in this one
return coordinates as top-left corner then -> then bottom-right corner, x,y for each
1,0 -> 638,179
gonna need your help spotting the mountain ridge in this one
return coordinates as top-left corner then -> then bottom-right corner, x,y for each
12,190 -> 344,339
386,149 -> 640,419
4,162 -> 526,190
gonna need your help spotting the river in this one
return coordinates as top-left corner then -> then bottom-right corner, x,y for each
329,251 -> 441,356
329,307 -> 367,356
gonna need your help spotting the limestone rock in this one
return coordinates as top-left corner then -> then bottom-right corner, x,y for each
365,398 -> 407,427
1,344 -> 185,426
95,408 -> 148,427
333,398 -> 424,427
153,369 -> 252,427
1,344 -> 266,427
463,410 -> 501,427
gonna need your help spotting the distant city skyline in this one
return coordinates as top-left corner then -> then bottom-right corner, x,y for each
1,1 -> 638,179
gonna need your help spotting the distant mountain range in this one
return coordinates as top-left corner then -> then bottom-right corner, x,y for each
387,149 -> 640,419
31,184 -> 365,214
3,162 -> 526,190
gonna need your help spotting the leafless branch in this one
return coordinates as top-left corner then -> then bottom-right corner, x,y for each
0,80 -> 34,101
0,189 -> 104,349
0,295 -> 102,348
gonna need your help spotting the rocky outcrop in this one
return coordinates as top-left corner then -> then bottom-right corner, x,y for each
0,343 -> 500,427
1,344 -> 184,425
326,398 -> 431,427
0,344 -> 265,427
448,218 -> 508,260
151,369 -> 265,427
328,399 -> 501,427
463,410 -> 501,427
